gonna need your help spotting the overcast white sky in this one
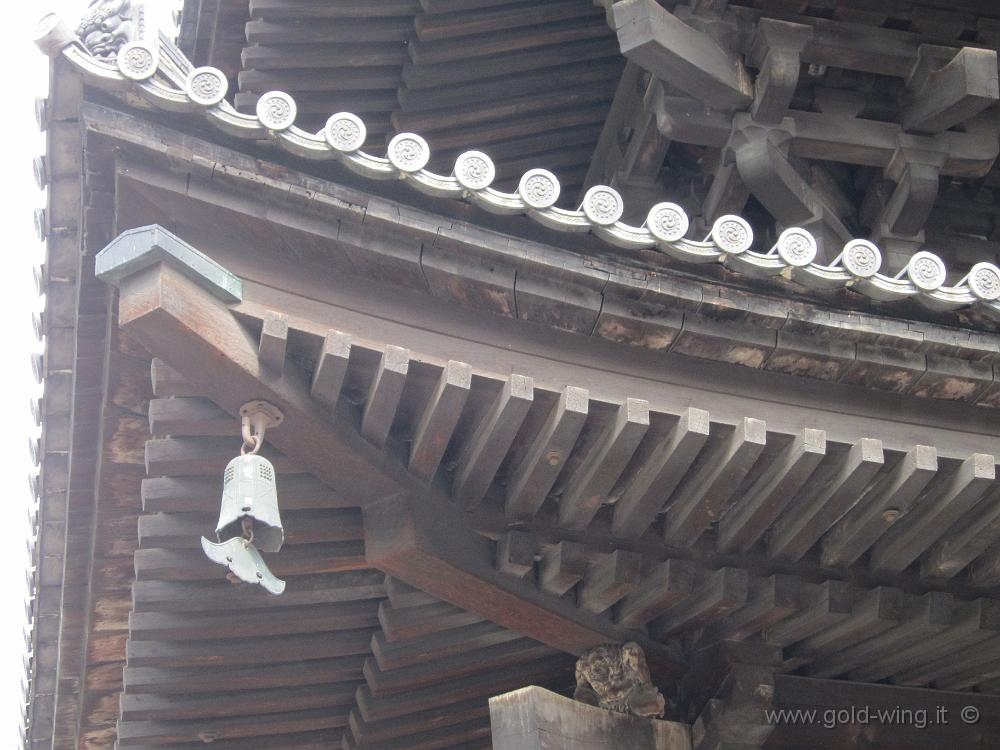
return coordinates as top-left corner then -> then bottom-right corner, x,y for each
7,2 -> 177,745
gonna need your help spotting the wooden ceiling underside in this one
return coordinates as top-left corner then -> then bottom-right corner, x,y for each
87,234 -> 1000,747
118,356 -> 573,748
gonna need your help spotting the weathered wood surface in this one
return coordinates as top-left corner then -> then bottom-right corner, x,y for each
489,686 -> 691,750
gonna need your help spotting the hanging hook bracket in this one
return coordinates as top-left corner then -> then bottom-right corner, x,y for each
240,400 -> 284,454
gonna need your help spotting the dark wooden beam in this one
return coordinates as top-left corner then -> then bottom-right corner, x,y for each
361,344 -> 410,448
717,428 -> 826,554
100,233 -> 409,502
612,407 -> 710,541
922,485 -> 1000,580
903,46 -> 999,134
559,398 -> 649,531
748,19 -> 812,125
577,550 -> 641,614
495,531 -> 535,580
489,686 -> 691,750
258,310 -> 288,374
820,444 -> 938,569
662,418 -> 766,547
847,598 -> 1000,683
409,360 -> 472,481
309,330 -> 351,410
869,453 -> 995,574
363,492 -> 685,674
807,592 -> 953,678
616,559 -> 695,628
612,0 -> 752,111
505,386 -> 589,520
453,375 -> 534,509
767,438 -> 884,562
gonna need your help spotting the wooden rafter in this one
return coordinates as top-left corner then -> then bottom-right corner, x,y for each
97,226 -> 685,674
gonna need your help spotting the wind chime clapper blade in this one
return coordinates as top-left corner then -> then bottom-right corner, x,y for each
201,400 -> 287,595
200,536 -> 287,595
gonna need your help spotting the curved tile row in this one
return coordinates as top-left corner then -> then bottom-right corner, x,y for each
33,15 -> 1000,320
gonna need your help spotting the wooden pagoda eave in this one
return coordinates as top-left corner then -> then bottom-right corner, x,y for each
101,244 -> 685,673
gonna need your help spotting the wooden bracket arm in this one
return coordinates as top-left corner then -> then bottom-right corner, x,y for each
903,45 -> 999,135
363,491 -> 686,677
96,225 -> 408,502
612,0 -> 752,111
748,20 -> 813,126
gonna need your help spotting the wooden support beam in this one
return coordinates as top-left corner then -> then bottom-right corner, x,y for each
612,0 -> 752,111
384,577 -> 437,609
922,485 -> 1000,580
141,474 -> 354,513
970,542 -> 1000,588
662,418 -> 766,547
356,656 -> 575,722
377,601 -> 480,643
539,541 -> 589,596
612,407 -> 710,541
764,580 -> 853,647
100,233 -> 410,502
784,587 -> 903,669
820,444 -> 938,569
150,357 -> 198,397
903,46 -> 999,134
366,638 -> 556,697
616,559 -> 695,628
372,622 -> 517,671
649,567 -> 749,640
489,686 -> 691,750
505,386 -> 589,519
453,375 -> 534,508
495,531 -> 534,580
126,629 -> 374,668
138,509 -> 362,549
848,598 -> 1000,683
363,492 -> 685,673
894,632 -> 1000,687
124,657 -> 365,694
578,550 -> 641,614
133,543 -> 367,581
700,574 -> 800,644
807,592 -> 953,678
361,345 -> 410,448
148,397 -> 236,437
132,571 -> 385,613
129,604 -> 378,641
733,130 -> 853,257
559,398 -> 649,531
872,161 -> 941,240
691,664 -> 776,750
748,19 -> 812,125
258,310 -> 288,374
717,429 -> 826,554
116,708 -> 349,746
409,360 -> 472,481
869,453 -> 995,574
120,683 -> 357,722
767,438 -> 884,562
310,330 -> 351,409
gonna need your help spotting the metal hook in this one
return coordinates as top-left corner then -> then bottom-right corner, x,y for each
238,400 -> 284,455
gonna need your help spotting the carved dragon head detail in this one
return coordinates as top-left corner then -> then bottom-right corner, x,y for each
76,0 -> 144,60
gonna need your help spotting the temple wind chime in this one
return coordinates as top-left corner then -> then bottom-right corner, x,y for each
201,401 -> 286,595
